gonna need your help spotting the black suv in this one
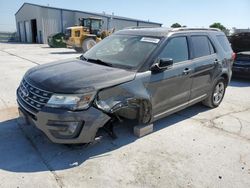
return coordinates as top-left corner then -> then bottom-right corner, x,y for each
17,27 -> 234,144
229,32 -> 250,78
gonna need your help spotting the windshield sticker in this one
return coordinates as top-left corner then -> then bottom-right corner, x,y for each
140,37 -> 160,44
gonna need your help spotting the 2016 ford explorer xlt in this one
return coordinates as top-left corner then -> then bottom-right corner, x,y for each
17,27 -> 234,144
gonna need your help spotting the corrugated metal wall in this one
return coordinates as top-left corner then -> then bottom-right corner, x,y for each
62,10 -> 75,31
112,18 -> 137,30
41,8 -> 62,43
138,22 -> 161,27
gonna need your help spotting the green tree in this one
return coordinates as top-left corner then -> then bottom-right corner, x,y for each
209,22 -> 229,35
171,23 -> 182,28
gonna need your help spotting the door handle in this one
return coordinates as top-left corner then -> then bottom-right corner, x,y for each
183,68 -> 191,75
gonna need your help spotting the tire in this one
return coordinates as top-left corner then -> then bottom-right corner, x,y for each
82,38 -> 96,53
202,78 -> 226,108
74,47 -> 83,53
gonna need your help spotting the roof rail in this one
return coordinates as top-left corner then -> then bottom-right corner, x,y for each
171,27 -> 221,32
125,26 -> 159,29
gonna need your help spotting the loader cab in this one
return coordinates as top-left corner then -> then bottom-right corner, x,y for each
79,17 -> 103,36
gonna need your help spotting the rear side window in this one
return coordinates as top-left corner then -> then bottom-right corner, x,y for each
159,37 -> 189,63
208,40 -> 215,54
216,35 -> 232,52
191,36 -> 214,58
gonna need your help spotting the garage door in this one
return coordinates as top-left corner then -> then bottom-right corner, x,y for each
25,21 -> 32,43
19,22 -> 25,42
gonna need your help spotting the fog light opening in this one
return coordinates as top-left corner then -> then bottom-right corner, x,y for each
67,122 -> 79,135
48,121 -> 84,139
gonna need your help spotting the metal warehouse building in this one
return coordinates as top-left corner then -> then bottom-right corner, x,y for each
15,3 -> 162,44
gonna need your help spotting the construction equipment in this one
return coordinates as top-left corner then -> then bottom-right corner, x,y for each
47,32 -> 66,48
65,17 -> 112,53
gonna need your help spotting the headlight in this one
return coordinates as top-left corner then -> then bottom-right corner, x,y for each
46,92 -> 96,110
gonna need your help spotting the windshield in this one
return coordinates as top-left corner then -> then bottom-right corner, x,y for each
91,20 -> 102,30
82,19 -> 90,27
83,35 -> 160,69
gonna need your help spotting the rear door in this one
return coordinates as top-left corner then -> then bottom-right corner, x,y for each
189,34 -> 218,101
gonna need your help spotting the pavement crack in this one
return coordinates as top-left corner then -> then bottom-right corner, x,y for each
210,107 -> 250,123
16,119 -> 64,188
0,49 -> 40,65
176,107 -> 250,142
235,116 -> 244,135
177,107 -> 250,124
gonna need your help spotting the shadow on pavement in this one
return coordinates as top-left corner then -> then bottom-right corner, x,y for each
50,51 -> 81,55
40,46 -> 51,48
0,103 -> 209,173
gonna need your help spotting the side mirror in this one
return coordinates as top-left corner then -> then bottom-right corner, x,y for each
151,58 -> 173,72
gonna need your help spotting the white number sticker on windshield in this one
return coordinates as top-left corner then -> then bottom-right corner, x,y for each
140,37 -> 160,44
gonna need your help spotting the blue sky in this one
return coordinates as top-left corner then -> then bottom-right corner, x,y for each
0,0 -> 249,32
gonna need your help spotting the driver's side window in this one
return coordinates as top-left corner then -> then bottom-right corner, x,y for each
159,37 -> 189,63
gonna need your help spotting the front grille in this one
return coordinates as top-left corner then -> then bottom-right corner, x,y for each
17,79 -> 52,114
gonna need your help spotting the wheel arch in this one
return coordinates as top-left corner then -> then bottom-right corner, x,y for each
220,73 -> 230,86
95,81 -> 153,124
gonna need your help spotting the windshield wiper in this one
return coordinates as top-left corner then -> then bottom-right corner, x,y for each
79,55 -> 88,61
80,55 -> 113,67
86,58 -> 113,67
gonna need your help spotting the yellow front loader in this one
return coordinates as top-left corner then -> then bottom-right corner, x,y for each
65,17 -> 112,53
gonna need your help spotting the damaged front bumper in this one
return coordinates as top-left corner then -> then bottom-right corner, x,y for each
18,103 -> 110,144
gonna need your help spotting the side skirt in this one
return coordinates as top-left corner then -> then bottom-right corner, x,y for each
153,94 -> 207,121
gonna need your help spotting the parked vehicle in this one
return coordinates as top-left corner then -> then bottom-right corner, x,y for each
47,32 -> 66,48
17,27 -> 234,144
229,32 -> 250,78
65,17 -> 112,53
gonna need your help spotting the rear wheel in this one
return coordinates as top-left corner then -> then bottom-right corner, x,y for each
202,78 -> 226,108
82,38 -> 96,53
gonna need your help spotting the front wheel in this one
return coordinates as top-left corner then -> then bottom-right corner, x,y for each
202,78 -> 226,108
82,38 -> 96,53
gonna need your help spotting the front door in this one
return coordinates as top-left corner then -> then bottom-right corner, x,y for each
146,36 -> 194,120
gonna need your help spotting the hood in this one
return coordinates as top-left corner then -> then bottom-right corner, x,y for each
25,59 -> 136,93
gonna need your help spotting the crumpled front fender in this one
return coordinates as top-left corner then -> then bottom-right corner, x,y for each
95,77 -> 152,124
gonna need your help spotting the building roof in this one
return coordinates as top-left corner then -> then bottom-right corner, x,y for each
15,3 -> 162,25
